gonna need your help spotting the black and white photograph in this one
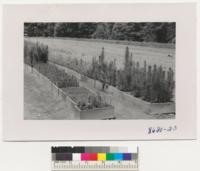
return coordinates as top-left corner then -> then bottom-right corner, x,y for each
3,4 -> 196,140
1,2 -> 200,171
24,22 -> 175,120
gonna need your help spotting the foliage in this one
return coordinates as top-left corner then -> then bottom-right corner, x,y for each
24,40 -> 175,103
36,43 -> 48,63
24,40 -> 48,65
87,46 -> 175,103
24,41 -> 79,88
24,41 -> 111,108
24,22 -> 175,43
87,47 -> 117,89
35,63 -> 79,88
52,57 -> 88,76
77,94 -> 110,110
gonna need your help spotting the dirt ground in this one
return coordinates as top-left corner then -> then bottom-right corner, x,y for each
24,69 -> 75,120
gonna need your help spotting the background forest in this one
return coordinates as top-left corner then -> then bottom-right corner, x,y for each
24,22 -> 175,43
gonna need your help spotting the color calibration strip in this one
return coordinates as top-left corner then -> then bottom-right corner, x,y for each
52,152 -> 137,161
51,146 -> 139,170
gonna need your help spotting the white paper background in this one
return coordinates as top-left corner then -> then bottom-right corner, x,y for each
0,0 -> 200,171
2,2 -> 197,141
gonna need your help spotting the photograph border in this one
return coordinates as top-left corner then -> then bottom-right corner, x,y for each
3,3 -> 196,140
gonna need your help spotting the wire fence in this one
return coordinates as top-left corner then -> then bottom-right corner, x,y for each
24,64 -> 115,119
24,63 -> 111,106
24,64 -> 70,102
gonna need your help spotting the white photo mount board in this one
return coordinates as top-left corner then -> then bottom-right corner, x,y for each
3,3 -> 196,141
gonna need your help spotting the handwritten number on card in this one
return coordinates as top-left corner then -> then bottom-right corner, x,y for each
148,126 -> 177,134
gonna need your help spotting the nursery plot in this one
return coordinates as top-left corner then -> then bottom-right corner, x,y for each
26,37 -> 175,71
24,22 -> 175,120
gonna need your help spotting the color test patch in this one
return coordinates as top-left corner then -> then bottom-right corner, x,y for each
80,153 -> 98,161
72,153 -> 81,161
114,153 -> 123,160
51,146 -> 139,162
123,153 -> 132,160
52,146 -> 139,171
131,153 -> 138,160
89,153 -> 98,160
81,153 -> 89,160
106,153 -> 115,160
98,153 -> 106,161
56,153 -> 72,161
